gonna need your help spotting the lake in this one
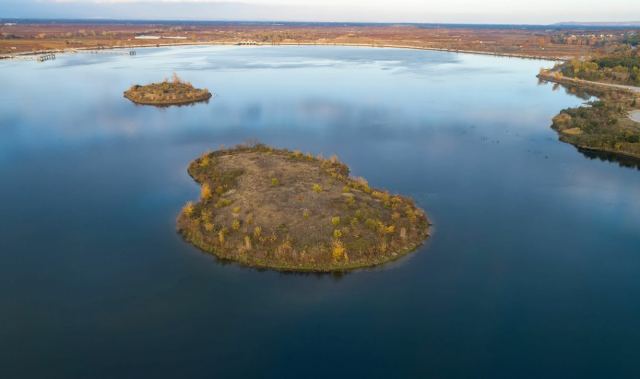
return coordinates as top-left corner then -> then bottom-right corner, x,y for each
1,45 -> 639,378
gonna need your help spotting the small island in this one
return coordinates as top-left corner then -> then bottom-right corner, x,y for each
124,73 -> 212,106
177,144 -> 430,272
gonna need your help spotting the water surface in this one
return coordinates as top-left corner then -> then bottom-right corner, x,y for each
1,46 -> 639,378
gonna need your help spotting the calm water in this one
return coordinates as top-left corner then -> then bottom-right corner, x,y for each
1,46 -> 639,378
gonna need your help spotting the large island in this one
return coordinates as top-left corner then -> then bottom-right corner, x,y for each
177,144 -> 430,271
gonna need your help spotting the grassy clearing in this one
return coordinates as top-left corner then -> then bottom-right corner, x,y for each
176,143 -> 430,272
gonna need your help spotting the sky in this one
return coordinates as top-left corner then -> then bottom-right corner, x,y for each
1,0 -> 640,24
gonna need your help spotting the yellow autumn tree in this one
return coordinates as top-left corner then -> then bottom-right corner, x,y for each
201,183 -> 212,200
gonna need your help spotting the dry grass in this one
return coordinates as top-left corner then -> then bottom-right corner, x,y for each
176,143 -> 430,272
1,22 -> 620,59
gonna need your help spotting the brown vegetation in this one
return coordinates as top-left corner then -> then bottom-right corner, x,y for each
123,73 -> 211,106
538,71 -> 640,160
176,144 -> 430,272
2,22 -> 631,59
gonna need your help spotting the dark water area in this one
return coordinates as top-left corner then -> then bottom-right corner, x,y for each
1,46 -> 639,378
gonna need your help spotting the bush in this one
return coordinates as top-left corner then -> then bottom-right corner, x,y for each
199,156 -> 210,168
312,183 -> 322,193
201,183 -> 212,200
331,216 -> 341,226
332,240 -> 347,262
183,201 -> 195,217
215,198 -> 233,208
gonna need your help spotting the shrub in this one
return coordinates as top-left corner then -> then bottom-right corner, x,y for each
199,156 -> 210,168
276,240 -> 293,255
218,229 -> 226,245
365,218 -> 378,230
244,235 -> 252,251
271,178 -> 280,186
333,229 -> 342,239
331,216 -> 341,226
200,209 -> 212,223
253,226 -> 262,238
215,198 -> 233,208
379,240 -> 388,253
332,240 -> 347,262
312,183 -> 322,193
406,209 -> 418,223
201,183 -> 212,200
303,209 -> 310,219
183,201 -> 195,217
204,222 -> 214,232
231,219 -> 241,231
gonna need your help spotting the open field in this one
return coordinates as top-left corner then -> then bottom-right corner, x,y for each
1,21 -> 634,59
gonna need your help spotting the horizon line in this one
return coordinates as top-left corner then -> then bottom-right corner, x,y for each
2,17 -> 640,27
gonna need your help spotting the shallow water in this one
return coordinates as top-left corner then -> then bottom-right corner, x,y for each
1,46 -> 639,378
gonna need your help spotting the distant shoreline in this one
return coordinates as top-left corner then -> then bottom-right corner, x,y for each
0,41 -> 566,62
538,70 -> 640,162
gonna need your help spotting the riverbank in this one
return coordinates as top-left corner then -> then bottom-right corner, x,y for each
538,70 -> 640,94
177,144 -> 430,272
539,70 -> 640,161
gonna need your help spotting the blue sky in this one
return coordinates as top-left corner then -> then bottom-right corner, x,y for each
1,0 -> 639,24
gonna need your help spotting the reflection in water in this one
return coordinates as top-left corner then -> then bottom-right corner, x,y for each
127,97 -> 213,108
538,78 -> 593,100
578,147 -> 640,170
